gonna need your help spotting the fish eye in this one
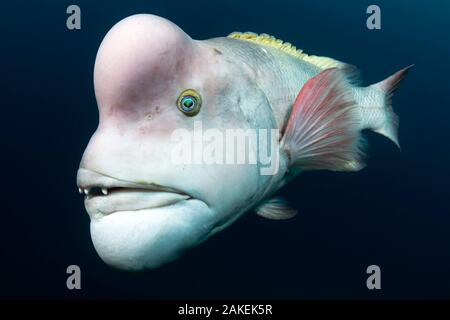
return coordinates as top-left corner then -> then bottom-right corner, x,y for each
177,89 -> 202,116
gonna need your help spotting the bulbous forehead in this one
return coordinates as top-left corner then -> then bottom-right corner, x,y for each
93,14 -> 195,109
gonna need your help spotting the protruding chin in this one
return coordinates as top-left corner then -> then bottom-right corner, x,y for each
89,200 -> 213,271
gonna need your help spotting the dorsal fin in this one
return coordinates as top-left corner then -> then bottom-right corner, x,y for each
228,32 -> 345,70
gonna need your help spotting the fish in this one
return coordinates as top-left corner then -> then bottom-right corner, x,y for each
76,14 -> 411,271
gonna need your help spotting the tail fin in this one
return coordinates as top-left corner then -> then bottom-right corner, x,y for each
370,65 -> 413,148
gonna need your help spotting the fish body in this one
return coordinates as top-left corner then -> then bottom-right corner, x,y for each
203,33 -> 407,209
208,34 -> 403,146
77,14 -> 410,270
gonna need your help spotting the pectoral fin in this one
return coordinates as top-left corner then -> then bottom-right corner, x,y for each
281,68 -> 366,172
255,197 -> 297,220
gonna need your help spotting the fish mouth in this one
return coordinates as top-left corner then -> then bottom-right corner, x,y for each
77,168 -> 192,217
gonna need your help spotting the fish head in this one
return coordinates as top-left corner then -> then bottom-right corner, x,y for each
77,14 -> 274,271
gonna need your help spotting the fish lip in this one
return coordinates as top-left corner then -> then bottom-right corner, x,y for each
87,198 -> 193,218
76,168 -> 192,198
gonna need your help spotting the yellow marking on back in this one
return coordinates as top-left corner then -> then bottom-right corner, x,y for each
228,32 -> 345,70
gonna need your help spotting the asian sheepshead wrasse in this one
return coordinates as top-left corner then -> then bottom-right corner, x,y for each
77,14 -> 411,271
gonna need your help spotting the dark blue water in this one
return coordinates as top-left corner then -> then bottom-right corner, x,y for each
1,0 -> 449,299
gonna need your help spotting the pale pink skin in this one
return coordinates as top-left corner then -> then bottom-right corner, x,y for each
76,13 -> 402,271
77,14 -> 278,270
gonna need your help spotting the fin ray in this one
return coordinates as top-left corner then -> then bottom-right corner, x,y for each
281,68 -> 366,172
228,32 -> 345,70
369,65 -> 413,148
255,197 -> 298,220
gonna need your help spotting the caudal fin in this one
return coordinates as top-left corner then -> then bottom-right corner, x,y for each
370,65 -> 413,148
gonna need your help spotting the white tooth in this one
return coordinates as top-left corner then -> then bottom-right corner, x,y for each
78,187 -> 82,194
84,188 -> 90,195
102,188 -> 108,195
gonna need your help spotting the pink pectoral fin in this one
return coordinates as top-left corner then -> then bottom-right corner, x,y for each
281,68 -> 366,172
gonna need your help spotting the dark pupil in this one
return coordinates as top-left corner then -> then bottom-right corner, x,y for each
183,97 -> 195,109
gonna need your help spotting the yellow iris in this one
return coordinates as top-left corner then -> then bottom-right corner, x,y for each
176,89 -> 202,116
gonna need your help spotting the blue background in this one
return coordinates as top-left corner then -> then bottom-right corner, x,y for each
1,0 -> 449,299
